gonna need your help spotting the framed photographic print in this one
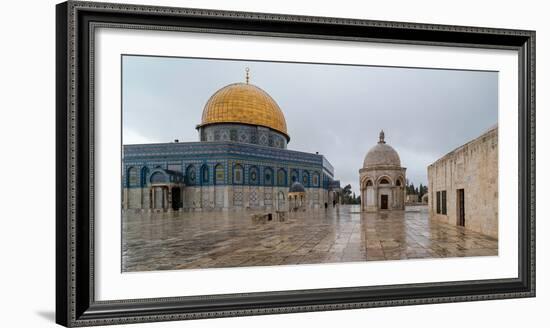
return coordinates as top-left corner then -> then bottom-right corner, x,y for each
56,0 -> 535,326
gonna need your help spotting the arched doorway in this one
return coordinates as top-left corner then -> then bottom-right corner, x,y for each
171,187 -> 181,210
377,177 -> 391,210
380,194 -> 389,209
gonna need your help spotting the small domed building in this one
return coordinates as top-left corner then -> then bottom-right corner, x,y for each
359,131 -> 406,212
288,181 -> 307,211
122,69 -> 340,212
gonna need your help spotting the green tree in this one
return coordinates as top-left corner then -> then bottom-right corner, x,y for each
418,183 -> 428,200
409,183 -> 415,195
342,184 -> 353,204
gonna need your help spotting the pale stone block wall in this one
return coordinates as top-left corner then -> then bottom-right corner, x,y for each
428,127 -> 498,238
125,185 -> 330,212
127,188 -> 142,209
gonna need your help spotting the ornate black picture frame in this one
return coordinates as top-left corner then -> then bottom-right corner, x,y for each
56,1 -> 535,326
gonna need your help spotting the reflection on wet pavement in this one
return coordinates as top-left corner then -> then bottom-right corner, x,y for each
122,205 -> 497,272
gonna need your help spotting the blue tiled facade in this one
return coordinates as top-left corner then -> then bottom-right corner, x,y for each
123,141 -> 335,190
198,124 -> 288,149
122,77 -> 341,211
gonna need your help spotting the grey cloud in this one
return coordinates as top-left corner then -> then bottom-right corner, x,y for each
123,56 -> 497,194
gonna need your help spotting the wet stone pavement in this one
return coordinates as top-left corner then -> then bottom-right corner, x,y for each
122,205 -> 498,272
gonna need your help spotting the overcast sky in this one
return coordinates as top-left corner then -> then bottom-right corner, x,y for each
123,55 -> 498,194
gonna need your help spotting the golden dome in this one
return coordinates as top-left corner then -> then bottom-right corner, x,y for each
198,82 -> 289,140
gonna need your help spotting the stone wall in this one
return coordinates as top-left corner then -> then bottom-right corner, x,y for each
427,126 -> 498,238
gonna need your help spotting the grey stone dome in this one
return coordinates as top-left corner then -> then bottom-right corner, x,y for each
289,181 -> 306,193
363,131 -> 401,168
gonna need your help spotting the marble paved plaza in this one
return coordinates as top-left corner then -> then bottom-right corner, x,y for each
122,205 -> 498,272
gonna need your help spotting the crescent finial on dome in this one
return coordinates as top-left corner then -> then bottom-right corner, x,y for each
379,130 -> 385,144
197,74 -> 289,141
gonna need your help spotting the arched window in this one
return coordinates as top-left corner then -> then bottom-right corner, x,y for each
214,164 -> 224,185
366,180 -> 373,187
312,172 -> 320,187
140,167 -> 149,187
396,179 -> 402,186
200,164 -> 209,185
233,164 -> 244,184
186,165 -> 196,185
230,129 -> 237,141
379,178 -> 390,185
249,166 -> 259,185
302,170 -> 310,187
127,167 -> 139,187
264,167 -> 273,186
291,169 -> 299,183
277,169 -> 287,186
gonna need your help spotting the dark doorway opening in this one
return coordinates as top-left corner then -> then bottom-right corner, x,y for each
380,195 -> 388,210
172,187 -> 181,211
457,189 -> 465,226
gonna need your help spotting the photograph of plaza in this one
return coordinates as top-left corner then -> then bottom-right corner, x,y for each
121,56 -> 498,272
